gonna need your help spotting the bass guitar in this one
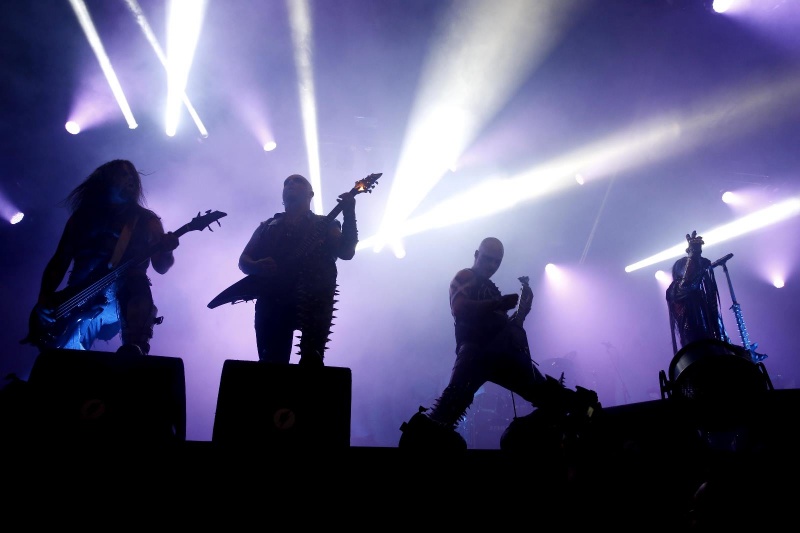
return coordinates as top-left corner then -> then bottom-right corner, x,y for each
21,209 -> 227,351
207,173 -> 381,309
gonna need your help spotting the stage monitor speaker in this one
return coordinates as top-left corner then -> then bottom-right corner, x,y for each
27,348 -> 186,445
212,360 -> 352,450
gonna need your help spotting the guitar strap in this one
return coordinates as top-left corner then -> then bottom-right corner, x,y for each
108,214 -> 140,269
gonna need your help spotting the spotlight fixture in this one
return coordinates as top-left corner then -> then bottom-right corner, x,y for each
659,338 -> 774,430
711,0 -> 733,13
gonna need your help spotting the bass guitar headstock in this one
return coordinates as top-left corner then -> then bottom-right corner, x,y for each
187,210 -> 227,233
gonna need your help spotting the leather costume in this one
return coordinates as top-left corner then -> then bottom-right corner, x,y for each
250,210 -> 356,365
427,269 -> 548,428
400,267 -> 600,451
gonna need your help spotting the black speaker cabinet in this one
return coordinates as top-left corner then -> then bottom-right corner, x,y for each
26,348 -> 186,445
212,360 -> 352,450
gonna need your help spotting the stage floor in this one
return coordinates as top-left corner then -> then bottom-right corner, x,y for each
4,390 -> 799,529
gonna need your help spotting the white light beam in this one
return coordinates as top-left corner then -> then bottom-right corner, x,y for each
125,0 -> 208,137
625,197 -> 800,273
68,0 -> 137,128
288,0 -> 323,214
164,0 -> 207,137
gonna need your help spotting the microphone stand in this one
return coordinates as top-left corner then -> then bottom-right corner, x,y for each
717,261 -> 768,363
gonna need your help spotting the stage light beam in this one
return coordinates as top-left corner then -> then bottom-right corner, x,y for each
288,0 -> 323,215
544,263 -> 567,288
164,0 -> 207,137
625,197 -> 800,273
68,0 -> 137,129
125,0 -> 208,137
0,190 -> 23,224
372,0 -> 588,252
359,117 -> 682,250
361,68 -> 800,252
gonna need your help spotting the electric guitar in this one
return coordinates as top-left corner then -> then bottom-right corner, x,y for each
21,209 -> 227,351
207,173 -> 381,309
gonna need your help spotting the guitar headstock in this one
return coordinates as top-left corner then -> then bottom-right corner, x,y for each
353,173 -> 382,195
187,210 -> 227,233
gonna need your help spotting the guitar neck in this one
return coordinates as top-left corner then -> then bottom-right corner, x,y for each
323,186 -> 359,223
291,186 -> 358,261
44,209 -> 225,328
55,224 -> 191,317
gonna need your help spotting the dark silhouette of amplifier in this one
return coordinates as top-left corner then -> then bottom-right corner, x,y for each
25,348 -> 186,445
212,360 -> 352,451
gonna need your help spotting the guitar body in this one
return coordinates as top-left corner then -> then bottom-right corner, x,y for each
207,275 -> 264,308
24,290 -> 109,351
208,260 -> 312,308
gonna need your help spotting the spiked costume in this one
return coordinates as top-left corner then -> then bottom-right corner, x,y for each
249,209 -> 357,366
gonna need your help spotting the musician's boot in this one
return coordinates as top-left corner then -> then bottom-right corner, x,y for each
398,383 -> 473,451
531,374 -> 601,417
504,377 -> 602,456
398,406 -> 467,451
500,406 -> 568,457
